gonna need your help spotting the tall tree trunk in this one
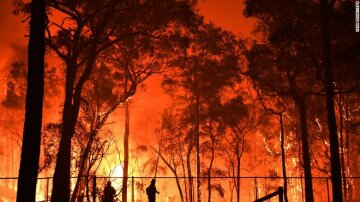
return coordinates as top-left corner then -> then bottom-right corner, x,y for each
236,144 -> 240,202
51,123 -> 74,202
51,44 -> 98,202
51,81 -> 78,201
338,92 -> 347,201
344,97 -> 351,201
180,144 -> 189,202
207,121 -> 214,202
122,101 -> 130,202
50,63 -> 79,202
157,150 -> 185,202
175,173 -> 185,202
122,68 -> 130,202
296,99 -> 314,202
320,0 -> 343,201
16,0 -> 45,200
229,181 -> 234,202
295,127 -> 305,202
70,131 -> 96,202
194,69 -> 201,202
187,146 -> 193,202
279,114 -> 288,202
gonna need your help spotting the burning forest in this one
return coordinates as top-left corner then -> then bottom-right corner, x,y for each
0,0 -> 359,201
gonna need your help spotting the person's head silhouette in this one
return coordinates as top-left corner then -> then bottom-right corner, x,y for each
107,181 -> 112,187
151,179 -> 156,185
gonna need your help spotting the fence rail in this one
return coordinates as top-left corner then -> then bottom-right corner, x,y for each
0,176 -> 359,202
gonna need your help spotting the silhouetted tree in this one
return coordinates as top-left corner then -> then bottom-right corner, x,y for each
245,1 -> 360,201
325,2 -> 360,200
1,59 -> 60,200
28,1 -> 197,200
220,96 -> 259,202
16,0 -> 46,201
102,31 -> 181,202
244,1 -> 333,200
320,0 -> 343,200
155,99 -> 195,202
257,93 -> 288,202
161,22 -> 241,201
69,63 -> 120,202
247,40 -> 321,201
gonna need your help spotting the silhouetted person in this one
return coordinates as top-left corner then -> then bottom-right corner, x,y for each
103,181 -> 116,202
146,179 -> 159,202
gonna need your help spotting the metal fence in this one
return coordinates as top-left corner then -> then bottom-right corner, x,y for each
0,176 -> 359,202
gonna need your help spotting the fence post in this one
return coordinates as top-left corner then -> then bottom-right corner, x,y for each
132,176 -> 135,202
278,187 -> 283,202
93,175 -> 97,202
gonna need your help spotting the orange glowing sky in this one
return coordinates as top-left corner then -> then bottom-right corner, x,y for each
198,0 -> 255,37
130,0 -> 255,144
0,0 -> 255,67
0,0 -> 255,144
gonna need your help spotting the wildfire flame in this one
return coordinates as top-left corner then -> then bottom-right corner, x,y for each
110,164 -> 124,190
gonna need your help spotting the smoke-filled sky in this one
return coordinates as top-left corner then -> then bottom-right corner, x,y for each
198,0 -> 255,37
121,0 -> 255,145
0,1 -> 27,66
0,0 -> 255,145
0,1 -> 27,100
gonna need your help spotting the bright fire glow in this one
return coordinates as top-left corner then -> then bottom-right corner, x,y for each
110,164 -> 124,190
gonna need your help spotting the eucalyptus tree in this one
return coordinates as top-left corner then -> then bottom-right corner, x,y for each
219,95 -> 260,202
245,1 -> 360,201
246,42 -> 321,202
244,1 -> 321,201
102,31 -> 181,201
13,0 -> 199,200
319,1 -> 360,200
153,105 -> 190,202
15,0 -> 46,200
69,23 -> 191,201
161,22 -> 241,201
